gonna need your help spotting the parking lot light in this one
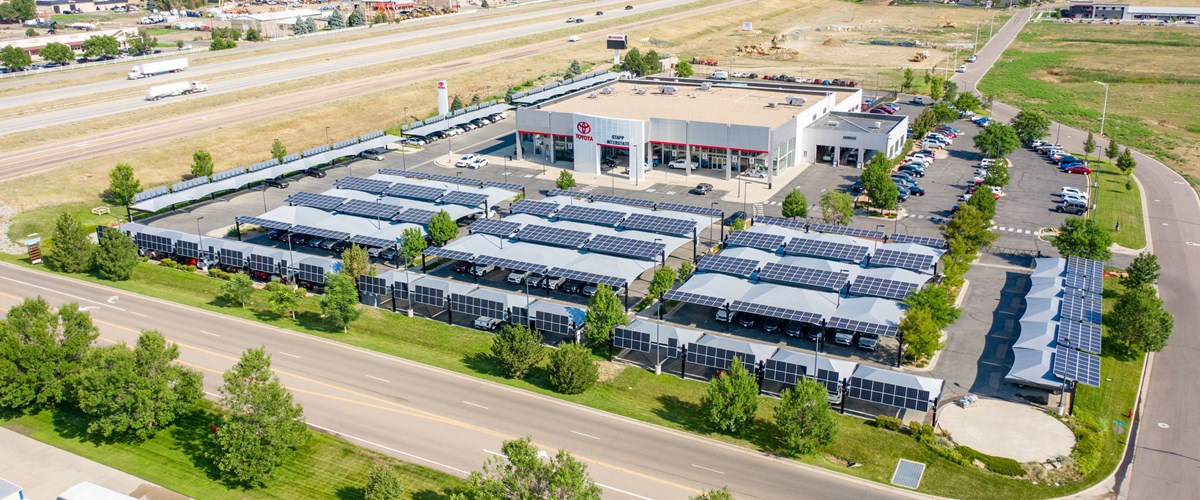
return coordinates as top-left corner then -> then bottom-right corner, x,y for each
1093,81 -> 1109,137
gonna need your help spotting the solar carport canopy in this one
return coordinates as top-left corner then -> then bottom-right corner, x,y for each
827,297 -> 905,337
614,319 -> 704,358
686,335 -> 777,372
664,273 -> 754,309
764,349 -> 857,394
848,365 -> 944,412
439,233 -> 652,287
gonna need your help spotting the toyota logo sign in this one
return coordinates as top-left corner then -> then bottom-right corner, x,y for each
576,121 -> 592,135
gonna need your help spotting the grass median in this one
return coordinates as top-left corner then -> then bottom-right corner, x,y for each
1089,158 -> 1145,250
0,254 -> 1142,499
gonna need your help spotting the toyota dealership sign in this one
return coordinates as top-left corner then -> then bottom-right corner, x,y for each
575,120 -> 594,142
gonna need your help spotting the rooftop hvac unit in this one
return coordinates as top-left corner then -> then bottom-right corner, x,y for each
634,87 -> 647,95
659,85 -> 678,95
767,101 -> 778,108
700,82 -> 712,90
826,120 -> 840,127
588,92 -> 599,99
784,96 -> 807,106
600,86 -> 613,94
689,93 -> 698,98
873,121 -> 882,129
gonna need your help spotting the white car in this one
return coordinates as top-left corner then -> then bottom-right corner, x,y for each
990,186 -> 1005,197
905,156 -> 932,166
907,153 -> 933,163
467,157 -> 489,169
474,317 -> 502,331
568,35 -> 580,42
455,154 -> 480,167
957,65 -> 967,73
506,271 -> 529,284
667,159 -> 696,170
1062,193 -> 1088,205
1060,187 -> 1088,200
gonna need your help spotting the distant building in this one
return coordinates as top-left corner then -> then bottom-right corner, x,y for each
229,9 -> 326,38
4,28 -> 130,55
360,0 -> 416,13
36,0 -> 128,14
1065,1 -> 1200,21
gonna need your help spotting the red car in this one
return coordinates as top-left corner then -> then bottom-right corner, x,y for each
934,128 -> 958,138
1065,165 -> 1093,174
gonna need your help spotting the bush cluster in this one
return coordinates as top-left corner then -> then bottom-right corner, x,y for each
874,415 -> 902,431
956,446 -> 1025,477
908,421 -> 936,446
208,268 -> 233,280
158,258 -> 196,272
1071,415 -> 1105,476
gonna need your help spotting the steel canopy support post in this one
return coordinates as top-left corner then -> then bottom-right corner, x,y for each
446,302 -> 453,325
931,396 -> 941,427
896,331 -> 904,368
838,380 -> 847,414
234,221 -> 242,241
623,286 -> 629,312
390,286 -> 397,313
692,228 -> 697,262
679,346 -> 688,379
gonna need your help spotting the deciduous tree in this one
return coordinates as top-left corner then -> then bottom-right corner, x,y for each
39,42 -> 74,65
48,212 -> 94,273
490,324 -> 544,379
270,139 -> 287,164
584,284 -> 627,347
965,184 -> 997,219
459,436 -> 602,500
399,227 -> 426,265
555,169 -> 577,190
1121,252 -> 1160,289
339,244 -> 374,287
983,161 -> 1010,188
1010,109 -> 1051,144
941,204 -> 996,251
901,68 -> 914,92
220,273 -> 254,307
210,347 -> 308,486
107,162 -> 142,207
973,122 -> 1020,159
82,35 -> 120,58
900,307 -> 942,363
782,189 -> 808,219
547,342 -> 598,394
93,228 -> 139,281
647,266 -> 677,302
674,59 -> 693,77
905,284 -> 960,328
942,80 -> 958,103
320,272 -> 360,332
427,210 -> 458,246
265,281 -> 304,320
0,298 -> 98,411
1110,285 -> 1174,353
774,378 -> 837,455
861,154 -> 899,211
1051,217 -> 1112,261
191,149 -> 214,179
1,0 -> 35,22
819,191 -> 855,225
364,464 -> 404,500
953,92 -> 982,113
699,356 -> 758,434
691,487 -> 735,500
928,75 -> 944,101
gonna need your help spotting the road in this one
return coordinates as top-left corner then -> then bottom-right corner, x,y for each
0,262 -> 917,500
0,0 -> 693,134
954,9 -> 1200,499
0,0 -> 750,182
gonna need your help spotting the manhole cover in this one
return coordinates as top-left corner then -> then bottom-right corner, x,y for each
1158,422 -> 1170,429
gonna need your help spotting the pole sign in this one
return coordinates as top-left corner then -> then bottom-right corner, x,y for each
606,34 -> 628,50
25,234 -> 42,265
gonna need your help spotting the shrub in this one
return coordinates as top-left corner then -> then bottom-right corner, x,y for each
908,421 -> 936,445
547,343 -> 598,394
874,415 -> 902,431
209,268 -> 231,280
956,446 -> 1025,477
1071,425 -> 1104,476
184,265 -> 197,273
160,258 -> 178,269
930,444 -> 970,466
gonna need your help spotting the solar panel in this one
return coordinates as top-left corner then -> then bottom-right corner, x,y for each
348,235 -> 393,248
591,194 -> 656,208
290,225 -> 350,241
870,249 -> 935,271
546,267 -> 627,288
469,219 -> 522,237
754,216 -> 808,231
889,233 -> 948,249
725,231 -> 786,252
828,316 -> 898,337
847,376 -> 932,411
510,306 -> 528,328
656,201 -> 722,217
687,343 -> 755,372
484,181 -> 524,192
764,358 -> 808,385
424,173 -> 483,188
249,253 -> 279,274
696,254 -> 758,278
384,183 -> 445,202
757,263 -> 844,291
451,293 -> 506,319
335,177 -> 392,194
663,289 -> 726,308
396,209 -> 437,225
440,191 -> 489,208
1060,295 -> 1102,325
297,263 -> 326,284
546,189 -> 592,199
851,275 -> 919,300
1067,256 -> 1104,277
412,283 -> 445,307
555,205 -> 627,227
586,234 -> 664,261
516,224 -> 590,249
286,192 -> 346,211
378,168 -> 427,178
1059,321 -> 1102,355
509,199 -> 558,217
785,237 -> 870,262
423,247 -> 473,261
474,255 -> 548,274
1063,273 -> 1103,293
809,223 -> 885,240
358,275 -> 389,296
613,327 -> 651,353
535,310 -> 575,336
1053,345 -> 1101,387
218,248 -> 245,267
338,199 -> 403,220
622,213 -> 696,237
730,300 -> 824,325
234,216 -> 293,230
174,240 -> 200,259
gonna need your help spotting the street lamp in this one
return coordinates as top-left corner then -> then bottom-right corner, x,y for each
455,171 -> 462,190
195,216 -> 205,263
260,183 -> 268,213
875,224 -> 885,253
1093,81 -> 1109,137
709,201 -> 718,247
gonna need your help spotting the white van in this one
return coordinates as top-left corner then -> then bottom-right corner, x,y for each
710,70 -> 729,80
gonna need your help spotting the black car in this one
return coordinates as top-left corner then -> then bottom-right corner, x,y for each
454,260 -> 473,273
427,131 -> 448,141
562,280 -> 584,294
738,313 -> 759,328
380,248 -> 398,261
331,241 -> 350,253
596,10 -> 603,15
850,181 -> 864,194
762,317 -> 782,333
785,321 -> 804,338
601,157 -> 618,169
724,211 -> 748,226
690,183 -> 714,195
625,4 -> 633,9
264,176 -> 289,189
304,167 -> 326,178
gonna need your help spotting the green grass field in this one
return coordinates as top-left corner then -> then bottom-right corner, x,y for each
1089,158 -> 1146,249
0,253 -> 1145,499
1,401 -> 462,499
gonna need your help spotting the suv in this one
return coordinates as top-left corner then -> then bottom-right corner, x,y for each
737,314 -> 759,328
542,276 -> 567,290
857,333 -> 880,351
562,279 -> 584,294
304,167 -> 326,178
471,264 -> 496,276
264,176 -> 289,188
1057,199 -> 1089,215
359,148 -> 387,161
524,272 -> 546,287
833,331 -> 855,346
454,260 -> 473,273
715,308 -> 737,323
507,270 -> 529,284
785,321 -> 803,338
761,317 -> 782,333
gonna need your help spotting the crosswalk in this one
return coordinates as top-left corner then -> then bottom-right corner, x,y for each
752,203 -> 765,217
992,226 -> 1038,235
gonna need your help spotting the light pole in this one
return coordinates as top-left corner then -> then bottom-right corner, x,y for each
260,184 -> 268,213
1093,81 -> 1109,137
195,216 -> 205,263
709,201 -> 718,246
875,224 -> 885,254
325,126 -> 331,145
455,172 -> 462,191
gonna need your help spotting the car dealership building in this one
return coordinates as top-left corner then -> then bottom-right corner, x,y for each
513,77 -> 909,185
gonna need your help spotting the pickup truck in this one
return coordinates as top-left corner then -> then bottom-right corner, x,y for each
474,317 -> 503,331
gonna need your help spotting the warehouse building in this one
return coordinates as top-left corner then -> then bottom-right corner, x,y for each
1064,1 -> 1200,21
513,77 -> 908,186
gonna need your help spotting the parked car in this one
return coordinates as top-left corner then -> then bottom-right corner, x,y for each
467,157 -> 489,169
359,147 -> 387,161
542,276 -> 567,290
857,333 -> 880,351
833,330 -> 855,346
562,279 -> 584,294
738,313 -> 759,328
724,211 -> 748,226
264,176 -> 289,188
715,308 -> 737,323
690,183 -> 714,195
957,64 -> 967,73
581,284 -> 600,297
304,167 -> 326,178
967,54 -> 978,63
524,272 -> 546,287
507,270 -> 529,284
474,317 -> 503,331
898,165 -> 925,177
455,154 -> 480,167
667,159 -> 696,170
761,316 -> 782,333
1065,165 -> 1093,174
1057,199 -> 1089,214
785,321 -> 804,338
454,260 -> 473,273
471,264 -> 496,276
380,248 -> 397,261
909,96 -> 925,105
1060,187 -> 1088,200
306,237 -> 326,248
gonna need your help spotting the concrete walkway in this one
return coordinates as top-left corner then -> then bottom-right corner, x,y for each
938,398 -> 1076,463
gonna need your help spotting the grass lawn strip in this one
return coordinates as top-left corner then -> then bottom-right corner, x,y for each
1088,158 -> 1145,249
0,255 -> 1142,499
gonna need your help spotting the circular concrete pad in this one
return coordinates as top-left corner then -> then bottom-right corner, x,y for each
938,399 -> 1075,463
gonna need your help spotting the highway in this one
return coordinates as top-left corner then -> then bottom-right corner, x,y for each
955,9 -> 1200,499
0,262 -> 917,500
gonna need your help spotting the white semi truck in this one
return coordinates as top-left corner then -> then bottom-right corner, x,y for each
146,81 -> 207,101
127,58 -> 188,79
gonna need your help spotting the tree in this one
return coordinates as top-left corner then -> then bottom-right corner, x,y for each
209,36 -> 237,51
450,95 -> 464,111
983,160 -> 1010,188
1110,285 -> 1174,353
905,284 -> 960,328
220,273 -> 254,307
364,464 -> 404,500
348,6 -> 367,27
0,298 -> 98,411
555,169 -> 576,190
292,17 -> 310,35
942,80 -> 958,104
782,190 -> 808,219
584,284 -> 626,347
320,272 -> 360,332
128,29 -> 157,56
74,330 -> 202,441
965,184 -> 997,219
622,47 -> 648,76
861,154 -> 899,211
427,210 -> 457,246
819,191 -> 854,225
327,8 -> 346,29
1,45 -> 31,72
644,50 -> 660,72
691,487 -> 735,500
47,212 -> 94,273
678,260 -> 693,278
39,42 -> 74,65
489,325 -> 544,379
1121,252 -> 1160,289
547,342 -> 598,394
700,357 -> 759,434
1117,147 -> 1136,176
1105,139 -> 1120,162
928,75 -> 944,101
730,217 -> 746,232
265,281 -> 305,320
900,307 -> 942,362
210,347 -> 308,486
775,378 -> 837,455
941,204 -> 996,251
566,59 -> 582,78
647,266 -> 677,302
480,0 -> 490,7
305,17 -> 318,34
244,27 -> 264,42
953,92 -> 982,113
107,162 -> 142,207
901,68 -> 914,92
3,0 -> 35,22
460,436 -> 602,500
973,122 -> 1020,159
1083,131 -> 1096,161
81,35 -> 120,58
929,102 -> 958,124
1010,109 -> 1051,144
399,227 -> 426,266
93,228 -> 139,281
25,27 -> 35,37
674,59 -> 693,77
270,139 -> 287,164
983,93 -> 995,111
1051,217 -> 1112,261
191,149 -> 214,179
340,244 -> 373,287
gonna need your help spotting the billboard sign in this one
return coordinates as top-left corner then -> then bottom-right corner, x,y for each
606,34 -> 628,50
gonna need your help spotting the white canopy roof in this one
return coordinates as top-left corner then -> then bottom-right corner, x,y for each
832,297 -> 906,328
1022,297 -> 1061,323
1005,347 -> 1062,390
1015,319 -> 1058,352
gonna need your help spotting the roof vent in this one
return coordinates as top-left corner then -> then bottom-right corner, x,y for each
659,85 -> 678,95
634,87 -> 647,95
600,86 -> 613,94
700,82 -> 712,90
588,92 -> 599,99
873,121 -> 882,129
784,96 -> 807,106
767,101 -> 778,108
827,120 -> 840,127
